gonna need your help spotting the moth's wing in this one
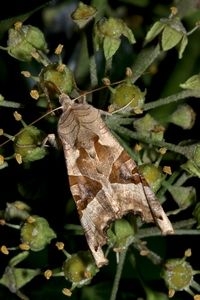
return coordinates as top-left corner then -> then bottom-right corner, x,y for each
66,144 -> 118,268
64,142 -> 173,268
109,150 -> 174,234
58,101 -> 173,267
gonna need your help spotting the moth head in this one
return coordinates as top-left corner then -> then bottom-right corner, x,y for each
59,93 -> 72,108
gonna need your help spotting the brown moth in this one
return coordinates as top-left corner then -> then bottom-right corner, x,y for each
58,93 -> 174,268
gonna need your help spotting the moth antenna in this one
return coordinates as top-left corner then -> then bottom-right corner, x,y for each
0,105 -> 62,147
111,98 -> 135,114
0,79 -> 126,148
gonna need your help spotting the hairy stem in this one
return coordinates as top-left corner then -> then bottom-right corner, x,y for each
109,248 -> 128,300
0,100 -> 21,108
113,124 -> 197,160
131,45 -> 161,83
144,89 -> 200,111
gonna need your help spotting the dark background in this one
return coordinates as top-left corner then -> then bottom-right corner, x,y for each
0,1 -> 200,299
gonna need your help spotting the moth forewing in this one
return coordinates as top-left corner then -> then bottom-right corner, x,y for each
58,93 -> 174,268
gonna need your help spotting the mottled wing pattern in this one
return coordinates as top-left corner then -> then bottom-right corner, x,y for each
58,94 -> 174,268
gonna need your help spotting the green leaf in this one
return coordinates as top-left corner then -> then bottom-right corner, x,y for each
161,26 -> 183,51
103,36 -> 121,60
180,74 -> 200,90
144,21 -> 165,44
0,251 -> 39,291
0,267 -> 40,291
131,45 -> 161,83
122,25 -> 136,44
178,34 -> 188,59
9,251 -> 29,267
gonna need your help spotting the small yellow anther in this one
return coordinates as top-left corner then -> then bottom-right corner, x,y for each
44,269 -> 53,280
1,245 -> 9,255
55,241 -> 65,250
55,44 -> 63,55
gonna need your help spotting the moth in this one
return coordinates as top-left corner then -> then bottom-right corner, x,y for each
57,93 -> 174,268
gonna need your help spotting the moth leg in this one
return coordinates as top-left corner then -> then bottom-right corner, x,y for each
42,133 -> 59,149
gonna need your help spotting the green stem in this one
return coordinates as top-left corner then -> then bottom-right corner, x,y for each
84,19 -> 98,88
16,290 -> 29,300
170,229 -> 200,235
0,100 -> 21,108
136,218 -> 198,239
174,172 -> 193,186
0,46 -> 8,51
35,50 -> 51,66
89,55 -> 98,87
5,222 -> 20,230
109,248 -> 128,300
187,24 -> 200,36
113,124 -> 196,160
105,57 -> 113,75
144,89 -> 200,111
131,45 -> 161,83
131,237 -> 163,265
157,171 -> 180,200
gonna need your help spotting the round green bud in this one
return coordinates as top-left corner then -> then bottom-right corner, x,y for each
170,104 -> 196,129
139,164 -> 164,193
63,251 -> 98,286
8,23 -> 48,62
98,18 -> 125,38
71,2 -> 97,29
162,258 -> 193,291
14,126 -> 46,162
21,215 -> 56,251
111,83 -> 145,112
40,64 -> 75,94
108,218 -> 135,251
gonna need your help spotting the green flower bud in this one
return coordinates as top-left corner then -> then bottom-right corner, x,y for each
40,63 -> 75,94
23,147 -> 47,163
5,201 -> 31,221
7,22 -> 48,62
110,82 -> 145,113
98,18 -> 126,39
71,2 -> 97,29
161,23 -> 184,51
182,144 -> 200,173
169,104 -> 196,129
107,219 -> 135,251
168,185 -> 196,209
133,114 -> 165,141
162,258 -> 193,291
145,289 -> 169,300
14,126 -> 46,163
0,251 -> 40,292
139,164 -> 164,193
181,159 -> 200,178
94,17 -> 135,60
162,250 -> 200,297
20,215 -> 56,251
63,251 -> 98,287
144,10 -> 188,59
180,74 -> 200,90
